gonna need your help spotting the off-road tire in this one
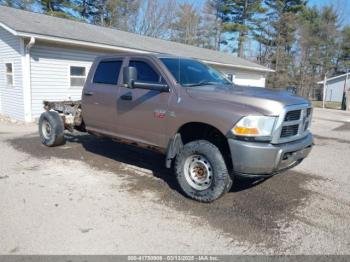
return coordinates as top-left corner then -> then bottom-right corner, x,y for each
174,140 -> 232,202
39,111 -> 65,147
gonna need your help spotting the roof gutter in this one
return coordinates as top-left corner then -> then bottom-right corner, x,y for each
17,31 -> 150,54
26,36 -> 35,51
317,73 -> 350,84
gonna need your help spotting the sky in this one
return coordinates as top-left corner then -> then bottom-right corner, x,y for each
308,0 -> 350,25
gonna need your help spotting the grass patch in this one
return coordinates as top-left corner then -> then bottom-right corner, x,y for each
312,101 -> 342,110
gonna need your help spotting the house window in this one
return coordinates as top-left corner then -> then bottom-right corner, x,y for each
70,66 -> 86,87
5,63 -> 13,87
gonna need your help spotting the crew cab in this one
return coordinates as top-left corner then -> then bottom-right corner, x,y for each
38,53 -> 313,202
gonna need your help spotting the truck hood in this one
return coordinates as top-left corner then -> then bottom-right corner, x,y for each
186,85 -> 311,116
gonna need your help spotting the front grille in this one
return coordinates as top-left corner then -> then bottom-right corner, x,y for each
280,125 -> 299,138
285,110 -> 301,121
276,106 -> 313,142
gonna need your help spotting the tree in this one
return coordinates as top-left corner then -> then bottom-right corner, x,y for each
296,6 -> 323,97
295,5 -> 341,98
318,6 -> 340,76
221,0 -> 265,57
171,3 -> 202,46
256,0 -> 307,88
73,0 -> 99,23
36,0 -> 76,19
0,0 -> 34,9
104,0 -> 140,29
337,26 -> 350,72
201,0 -> 225,50
135,0 -> 177,38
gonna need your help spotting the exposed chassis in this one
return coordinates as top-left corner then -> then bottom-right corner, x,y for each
43,100 -> 84,131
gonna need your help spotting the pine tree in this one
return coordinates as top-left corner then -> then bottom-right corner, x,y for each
0,0 -> 34,9
338,26 -> 350,72
221,0 -> 265,57
36,0 -> 76,19
257,0 -> 307,88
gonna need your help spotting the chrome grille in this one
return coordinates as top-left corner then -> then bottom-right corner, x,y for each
271,104 -> 313,144
281,125 -> 299,138
284,110 -> 301,121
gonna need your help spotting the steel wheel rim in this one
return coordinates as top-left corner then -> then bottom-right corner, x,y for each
41,120 -> 52,139
184,154 -> 213,191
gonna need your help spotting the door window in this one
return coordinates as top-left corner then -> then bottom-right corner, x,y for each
129,60 -> 160,82
93,61 -> 123,85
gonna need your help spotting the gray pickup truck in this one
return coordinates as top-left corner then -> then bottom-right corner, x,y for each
38,53 -> 313,202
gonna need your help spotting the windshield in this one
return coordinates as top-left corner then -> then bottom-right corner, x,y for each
160,58 -> 232,87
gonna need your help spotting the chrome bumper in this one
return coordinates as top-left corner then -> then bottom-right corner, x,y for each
228,133 -> 313,176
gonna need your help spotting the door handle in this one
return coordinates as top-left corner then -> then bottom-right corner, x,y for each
83,91 -> 94,96
121,94 -> 132,101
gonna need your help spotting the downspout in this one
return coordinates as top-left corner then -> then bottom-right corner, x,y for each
23,37 -> 35,122
26,37 -> 35,51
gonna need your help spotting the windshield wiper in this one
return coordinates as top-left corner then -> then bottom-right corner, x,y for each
183,81 -> 217,87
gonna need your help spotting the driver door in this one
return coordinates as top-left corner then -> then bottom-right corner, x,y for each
116,57 -> 171,148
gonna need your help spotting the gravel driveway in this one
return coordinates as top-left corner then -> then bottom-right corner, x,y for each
0,108 -> 349,254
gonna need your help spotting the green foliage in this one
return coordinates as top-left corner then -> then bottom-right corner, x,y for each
35,0 -> 78,19
338,26 -> 350,71
221,0 -> 266,57
256,0 -> 307,88
0,0 -> 34,9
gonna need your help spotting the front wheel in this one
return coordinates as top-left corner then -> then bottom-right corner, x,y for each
39,111 -> 65,147
174,140 -> 232,202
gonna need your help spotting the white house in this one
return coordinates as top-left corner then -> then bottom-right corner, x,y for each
317,73 -> 350,102
0,6 -> 273,122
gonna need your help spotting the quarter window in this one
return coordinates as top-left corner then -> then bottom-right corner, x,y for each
70,66 -> 86,87
93,61 -> 123,85
5,63 -> 13,87
129,60 -> 160,82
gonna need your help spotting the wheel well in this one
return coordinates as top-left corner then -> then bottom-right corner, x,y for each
177,122 -> 232,170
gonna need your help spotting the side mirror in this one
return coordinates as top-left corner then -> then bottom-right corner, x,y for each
123,66 -> 169,93
123,66 -> 137,88
133,82 -> 169,93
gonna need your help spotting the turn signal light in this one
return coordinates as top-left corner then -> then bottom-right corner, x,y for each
233,127 -> 259,135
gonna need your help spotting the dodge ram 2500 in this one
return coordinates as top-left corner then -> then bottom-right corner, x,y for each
38,53 -> 313,202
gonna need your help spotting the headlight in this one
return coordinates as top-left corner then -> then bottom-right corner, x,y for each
232,116 -> 277,137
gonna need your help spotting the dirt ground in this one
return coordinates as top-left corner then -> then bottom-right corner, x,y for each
0,108 -> 349,255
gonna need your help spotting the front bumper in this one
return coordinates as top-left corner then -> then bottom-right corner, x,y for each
228,133 -> 313,176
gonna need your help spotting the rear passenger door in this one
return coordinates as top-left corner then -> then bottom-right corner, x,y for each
82,58 -> 124,134
116,57 -> 171,147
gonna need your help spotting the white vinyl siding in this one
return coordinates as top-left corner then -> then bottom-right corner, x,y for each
30,44 -> 112,118
214,65 -> 266,88
0,27 -> 24,120
324,75 -> 349,102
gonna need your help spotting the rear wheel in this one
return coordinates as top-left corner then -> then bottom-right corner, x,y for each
175,140 -> 232,202
39,111 -> 65,147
